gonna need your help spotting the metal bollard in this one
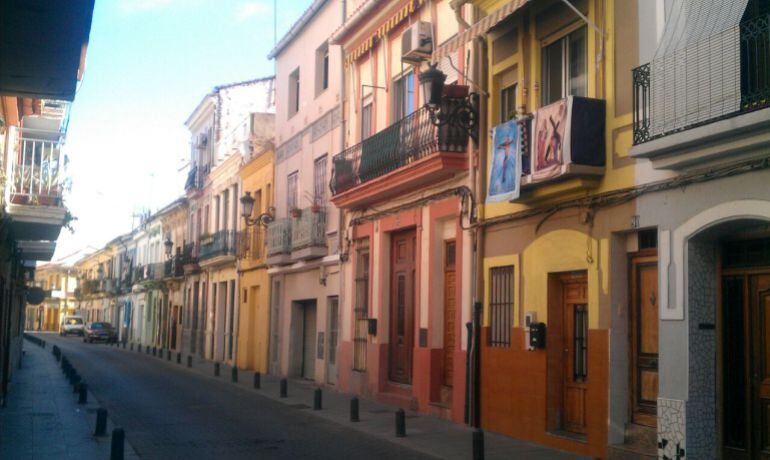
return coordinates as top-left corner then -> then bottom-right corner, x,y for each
146,345 -> 150,354
71,374 -> 81,390
231,366 -> 238,383
130,343 -> 134,351
214,362 -> 220,377
95,408 -> 108,436
187,356 -> 192,368
350,397 -> 360,422
152,347 -> 156,357
253,372 -> 261,389
167,350 -> 171,361
395,409 -> 406,437
123,342 -> 126,349
472,429 -> 485,460
78,383 -> 88,404
313,388 -> 322,410
279,378 -> 287,398
110,428 -> 125,460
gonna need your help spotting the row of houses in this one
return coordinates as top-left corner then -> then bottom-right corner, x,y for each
58,0 -> 770,458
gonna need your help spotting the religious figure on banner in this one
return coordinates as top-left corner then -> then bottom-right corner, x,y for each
487,118 -> 521,203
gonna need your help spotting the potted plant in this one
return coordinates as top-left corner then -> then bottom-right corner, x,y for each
304,191 -> 323,214
290,208 -> 302,219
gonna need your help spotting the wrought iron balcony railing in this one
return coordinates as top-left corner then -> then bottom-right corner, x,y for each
291,208 -> 326,251
330,105 -> 468,195
266,218 -> 292,257
6,137 -> 66,206
182,242 -> 198,266
199,230 -> 238,261
633,14 -> 770,145
164,255 -> 185,278
238,227 -> 264,261
184,163 -> 210,191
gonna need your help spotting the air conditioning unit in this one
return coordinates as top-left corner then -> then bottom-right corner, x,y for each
401,21 -> 433,64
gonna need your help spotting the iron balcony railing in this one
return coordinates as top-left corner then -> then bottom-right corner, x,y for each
7,137 -> 66,206
184,163 -> 210,191
163,255 -> 185,278
330,104 -> 468,195
182,242 -> 198,266
291,207 -> 326,251
199,230 -> 238,261
238,227 -> 264,261
148,262 -> 165,280
266,218 -> 292,257
633,13 -> 770,144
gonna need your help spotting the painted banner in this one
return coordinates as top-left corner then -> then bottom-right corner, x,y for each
487,118 -> 521,203
532,98 -> 567,181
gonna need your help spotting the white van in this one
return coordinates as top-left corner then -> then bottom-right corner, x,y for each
60,316 -> 85,336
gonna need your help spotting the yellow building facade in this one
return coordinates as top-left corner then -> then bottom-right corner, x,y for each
236,148 -> 274,373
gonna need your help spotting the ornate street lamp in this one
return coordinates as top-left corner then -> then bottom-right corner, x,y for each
418,63 -> 480,143
240,191 -> 274,227
164,237 -> 173,259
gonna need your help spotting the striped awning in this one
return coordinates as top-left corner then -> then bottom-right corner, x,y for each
432,0 -> 530,62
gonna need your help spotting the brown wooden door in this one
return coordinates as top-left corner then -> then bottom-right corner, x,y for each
389,229 -> 416,384
752,275 -> 770,459
630,256 -> 659,426
562,276 -> 588,435
443,240 -> 456,387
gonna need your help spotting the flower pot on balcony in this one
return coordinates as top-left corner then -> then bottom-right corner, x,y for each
310,204 -> 322,214
290,208 -> 302,219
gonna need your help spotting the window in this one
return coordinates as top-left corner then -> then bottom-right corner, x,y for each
488,265 -> 513,347
353,240 -> 370,371
541,26 -> 587,105
222,190 -> 229,231
392,72 -> 415,121
316,44 -> 329,95
313,155 -> 327,207
500,83 -> 517,122
289,68 -> 300,117
361,102 -> 373,140
573,304 -> 588,381
287,171 -> 299,213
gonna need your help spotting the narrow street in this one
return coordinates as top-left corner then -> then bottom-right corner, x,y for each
41,333 -> 432,460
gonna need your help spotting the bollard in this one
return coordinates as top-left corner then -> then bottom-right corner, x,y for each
187,356 -> 192,368
395,409 -> 406,437
94,408 -> 108,436
122,342 -> 126,349
231,366 -> 238,383
177,352 -> 181,364
130,343 -> 134,351
279,378 -> 287,398
350,397 -> 360,422
78,383 -> 88,404
253,372 -> 261,389
214,362 -> 220,377
167,350 -> 171,361
472,429 -> 485,460
152,347 -> 156,357
146,345 -> 150,354
71,374 -> 81,390
110,428 -> 125,460
313,388 -> 322,410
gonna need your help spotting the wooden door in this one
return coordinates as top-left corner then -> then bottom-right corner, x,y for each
752,275 -> 770,459
389,229 -> 416,385
630,256 -> 659,426
562,276 -> 588,435
443,240 -> 456,387
302,301 -> 317,379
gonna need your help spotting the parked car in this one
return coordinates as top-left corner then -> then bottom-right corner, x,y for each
60,316 -> 85,336
84,322 -> 117,343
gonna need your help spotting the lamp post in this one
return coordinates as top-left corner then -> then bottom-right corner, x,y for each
418,63 -> 480,143
240,192 -> 274,228
164,237 -> 173,260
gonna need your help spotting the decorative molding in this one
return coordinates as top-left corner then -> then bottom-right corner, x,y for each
275,106 -> 342,164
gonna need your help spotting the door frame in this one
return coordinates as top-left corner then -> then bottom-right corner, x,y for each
388,228 -> 416,385
628,249 -> 658,427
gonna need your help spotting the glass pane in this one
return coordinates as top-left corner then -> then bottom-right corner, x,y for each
568,27 -> 587,97
542,39 -> 563,105
500,85 -> 517,122
406,73 -> 415,116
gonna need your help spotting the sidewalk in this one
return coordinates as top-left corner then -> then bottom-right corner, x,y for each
0,337 -> 138,459
112,341 -> 588,460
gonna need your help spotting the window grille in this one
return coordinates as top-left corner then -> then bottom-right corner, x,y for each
353,243 -> 370,371
488,265 -> 513,347
573,304 -> 588,381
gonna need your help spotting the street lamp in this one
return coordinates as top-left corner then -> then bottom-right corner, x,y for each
164,237 -> 173,259
418,63 -> 480,143
240,192 -> 274,227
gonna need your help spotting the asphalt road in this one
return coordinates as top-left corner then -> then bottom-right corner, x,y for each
42,334 -> 432,460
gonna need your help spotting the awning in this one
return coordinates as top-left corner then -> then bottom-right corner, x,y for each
432,0 -> 530,62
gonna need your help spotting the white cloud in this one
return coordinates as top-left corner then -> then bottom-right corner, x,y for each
234,2 -> 270,22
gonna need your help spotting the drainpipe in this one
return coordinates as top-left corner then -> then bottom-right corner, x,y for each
336,0 -> 348,386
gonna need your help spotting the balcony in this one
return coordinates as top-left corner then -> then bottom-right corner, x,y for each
630,13 -> 770,169
184,164 -> 210,192
198,230 -> 238,265
238,227 -> 264,262
266,218 -> 292,266
164,255 -> 185,279
330,105 -> 468,210
182,242 -> 200,274
290,208 -> 327,261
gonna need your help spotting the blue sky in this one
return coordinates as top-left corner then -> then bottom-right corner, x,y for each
55,0 -> 311,259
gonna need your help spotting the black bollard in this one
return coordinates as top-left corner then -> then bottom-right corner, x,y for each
78,383 -> 88,404
350,397 -> 360,422
472,429 -> 485,460
313,388 -> 322,410
146,345 -> 149,354
395,409 -> 406,437
167,350 -> 171,361
71,374 -> 81,390
187,356 -> 192,368
177,352 -> 181,364
280,378 -> 287,398
95,408 -> 108,436
231,366 -> 238,383
110,428 -> 125,460
253,372 -> 261,389
152,347 -> 156,356
214,362 -> 220,377
130,343 -> 133,351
